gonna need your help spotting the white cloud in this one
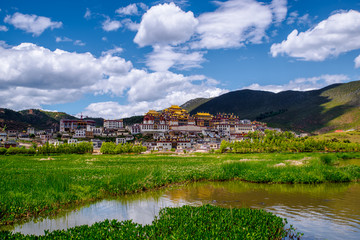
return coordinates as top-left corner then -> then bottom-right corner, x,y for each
0,42 -> 226,118
4,12 -> 62,36
116,3 -> 148,16
287,12 -> 312,26
0,42 -> 132,109
355,55 -> 360,68
270,0 -> 287,23
101,47 -> 123,56
122,18 -> 139,31
243,74 -> 349,93
0,25 -> 8,32
192,0 -> 273,49
286,11 -> 298,25
74,40 -> 85,46
116,4 -> 139,15
102,18 -> 122,31
134,2 -> 198,47
55,36 -> 72,42
271,10 -> 360,61
84,8 -> 91,19
83,74 -> 226,118
146,45 -> 205,71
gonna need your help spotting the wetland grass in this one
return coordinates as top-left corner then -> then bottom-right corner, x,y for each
1,205 -> 297,239
0,153 -> 359,226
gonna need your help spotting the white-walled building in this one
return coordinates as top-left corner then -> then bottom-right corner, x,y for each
68,139 -> 78,144
235,124 -> 254,134
104,120 -> 123,129
177,140 -> 192,149
73,129 -> 86,138
116,138 -> 127,144
156,141 -> 172,151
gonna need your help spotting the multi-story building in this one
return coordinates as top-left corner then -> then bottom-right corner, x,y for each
60,119 -> 96,132
104,120 -> 123,129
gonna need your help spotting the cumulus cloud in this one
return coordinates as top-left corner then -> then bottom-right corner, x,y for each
243,74 -> 349,93
192,0 -> 273,49
146,45 -> 205,71
0,42 -> 225,118
271,10 -> 360,61
134,2 -> 198,47
83,73 -> 226,118
0,42 -> 132,109
355,55 -> 360,68
0,25 -> 8,32
4,12 -> 62,36
102,18 -> 122,31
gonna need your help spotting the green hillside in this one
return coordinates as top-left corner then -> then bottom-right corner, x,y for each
181,98 -> 211,112
0,109 -> 100,131
191,81 -> 360,133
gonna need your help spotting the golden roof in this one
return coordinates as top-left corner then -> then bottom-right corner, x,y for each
147,110 -> 160,115
195,112 -> 212,117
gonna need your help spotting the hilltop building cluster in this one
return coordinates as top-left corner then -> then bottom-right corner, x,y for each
1,105 -> 281,153
136,105 -> 262,135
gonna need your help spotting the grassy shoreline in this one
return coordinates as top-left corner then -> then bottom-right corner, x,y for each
1,152 -> 360,227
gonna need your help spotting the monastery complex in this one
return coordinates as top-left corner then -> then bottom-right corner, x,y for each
137,105 -> 266,136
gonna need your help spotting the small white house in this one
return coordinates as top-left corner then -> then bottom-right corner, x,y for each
177,141 -> 192,149
68,138 -> 78,144
116,138 -> 127,145
73,129 -> 86,138
156,141 -> 172,151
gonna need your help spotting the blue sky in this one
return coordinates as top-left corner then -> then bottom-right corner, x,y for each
1,0 -> 360,118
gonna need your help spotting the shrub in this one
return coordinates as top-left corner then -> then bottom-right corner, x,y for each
320,155 -> 337,165
0,147 -> 7,155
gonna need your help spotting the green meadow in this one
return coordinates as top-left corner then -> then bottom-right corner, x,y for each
1,152 -> 360,227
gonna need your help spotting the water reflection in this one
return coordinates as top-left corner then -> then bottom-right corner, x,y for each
10,182 -> 360,240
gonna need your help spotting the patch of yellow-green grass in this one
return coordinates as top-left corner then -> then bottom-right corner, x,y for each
312,131 -> 360,143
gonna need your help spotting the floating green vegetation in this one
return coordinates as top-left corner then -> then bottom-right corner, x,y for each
0,153 -> 359,226
0,205 -> 300,239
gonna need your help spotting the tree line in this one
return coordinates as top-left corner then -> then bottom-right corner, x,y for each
219,130 -> 360,153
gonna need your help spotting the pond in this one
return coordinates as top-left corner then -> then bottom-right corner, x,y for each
9,181 -> 360,239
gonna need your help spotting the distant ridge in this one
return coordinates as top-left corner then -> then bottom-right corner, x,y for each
190,81 -> 360,133
2,81 -> 360,133
180,98 -> 211,112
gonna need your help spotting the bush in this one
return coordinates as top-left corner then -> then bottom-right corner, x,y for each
0,147 -> 7,155
320,155 -> 337,165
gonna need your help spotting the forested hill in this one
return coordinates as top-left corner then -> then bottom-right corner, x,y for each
190,81 -> 360,133
0,109 -> 103,131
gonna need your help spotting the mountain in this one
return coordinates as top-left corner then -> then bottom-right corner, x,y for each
0,109 -> 75,131
0,109 -> 105,131
181,98 -> 211,112
0,108 -> 143,131
190,81 -> 360,133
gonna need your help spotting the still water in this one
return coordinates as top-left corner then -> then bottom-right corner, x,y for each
11,181 -> 360,239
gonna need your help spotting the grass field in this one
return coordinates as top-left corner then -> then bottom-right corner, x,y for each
1,152 -> 360,226
312,130 -> 360,143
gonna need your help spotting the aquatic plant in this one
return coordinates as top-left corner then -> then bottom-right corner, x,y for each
0,205 -> 299,239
